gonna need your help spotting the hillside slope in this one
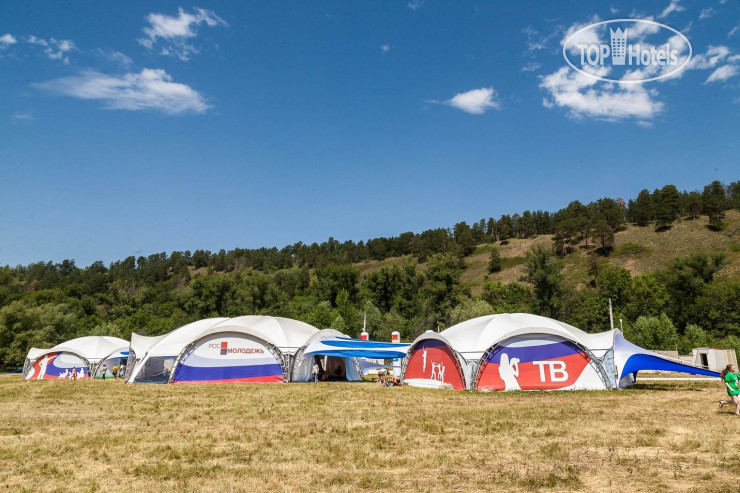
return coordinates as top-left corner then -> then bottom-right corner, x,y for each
357,210 -> 740,296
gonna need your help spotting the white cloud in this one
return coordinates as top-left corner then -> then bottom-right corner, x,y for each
658,1 -> 685,19
561,16 -> 602,57
688,45 -> 730,69
523,25 -> 563,53
11,112 -> 33,123
445,87 -> 500,114
139,7 -> 227,61
705,64 -> 738,83
522,62 -> 542,72
699,8 -> 716,20
26,35 -> 76,63
729,25 -> 739,37
34,69 -> 210,114
97,49 -> 133,68
0,33 -> 17,45
407,1 -> 424,11
380,44 -> 390,54
609,7 -> 618,15
539,66 -> 664,122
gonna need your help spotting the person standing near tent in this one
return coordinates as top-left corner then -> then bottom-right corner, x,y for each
113,365 -> 118,378
101,363 -> 107,380
71,366 -> 77,381
312,359 -> 320,383
719,364 -> 740,415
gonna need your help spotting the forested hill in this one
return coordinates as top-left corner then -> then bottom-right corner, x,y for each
1,180 -> 738,369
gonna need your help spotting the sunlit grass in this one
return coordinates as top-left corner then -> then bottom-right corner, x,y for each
1,374 -> 738,491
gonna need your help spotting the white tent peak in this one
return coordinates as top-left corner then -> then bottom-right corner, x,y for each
432,313 -> 615,359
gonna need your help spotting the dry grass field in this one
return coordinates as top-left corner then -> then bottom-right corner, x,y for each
1,375 -> 739,492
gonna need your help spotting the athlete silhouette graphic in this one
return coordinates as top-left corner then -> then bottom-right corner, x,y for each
498,353 -> 521,390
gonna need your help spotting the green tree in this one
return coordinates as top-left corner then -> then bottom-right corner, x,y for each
453,222 -> 476,257
662,252 -> 727,327
683,191 -> 702,220
629,314 -> 679,351
481,281 -> 533,313
488,247 -> 502,273
624,274 -> 669,321
184,275 -> 235,318
562,288 -> 608,333
702,180 -> 727,230
597,266 -> 631,308
654,185 -> 681,231
591,219 -> 615,253
630,189 -> 653,226
522,244 -> 565,318
449,298 -> 494,325
679,324 -> 709,354
422,253 -> 467,318
314,264 -> 359,306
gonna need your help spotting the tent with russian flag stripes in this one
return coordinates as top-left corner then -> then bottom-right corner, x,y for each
23,336 -> 129,380
402,313 -> 718,391
290,333 -> 410,382
126,316 -> 320,384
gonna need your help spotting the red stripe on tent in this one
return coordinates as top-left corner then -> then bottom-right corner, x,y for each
477,352 -> 590,391
171,375 -> 284,384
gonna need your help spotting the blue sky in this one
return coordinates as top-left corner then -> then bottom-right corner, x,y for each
0,1 -> 738,267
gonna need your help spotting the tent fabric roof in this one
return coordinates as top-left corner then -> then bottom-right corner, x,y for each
26,347 -> 47,361
614,333 -> 719,380
137,315 -> 320,359
417,313 -> 616,359
129,333 -> 167,359
195,316 -> 320,354
141,318 -> 229,358
25,336 -> 130,364
302,336 -> 411,359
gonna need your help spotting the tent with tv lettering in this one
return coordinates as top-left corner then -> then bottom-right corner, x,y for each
402,313 -> 718,391
125,315 -> 369,384
23,336 -> 129,380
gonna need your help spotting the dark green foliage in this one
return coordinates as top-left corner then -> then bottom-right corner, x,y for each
702,180 -> 727,231
0,179 -> 737,370
654,185 -> 682,231
488,247 -> 502,273
481,281 -> 534,313
522,245 -> 565,318
629,314 -> 679,351
314,264 -> 360,306
629,189 -> 654,227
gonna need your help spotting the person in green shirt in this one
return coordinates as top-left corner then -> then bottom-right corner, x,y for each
719,364 -> 740,415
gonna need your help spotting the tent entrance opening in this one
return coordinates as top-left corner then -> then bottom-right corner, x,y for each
318,355 -> 346,381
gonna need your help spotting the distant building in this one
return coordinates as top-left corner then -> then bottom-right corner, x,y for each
692,348 -> 738,372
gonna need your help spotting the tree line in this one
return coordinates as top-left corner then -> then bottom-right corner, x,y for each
0,179 -> 737,370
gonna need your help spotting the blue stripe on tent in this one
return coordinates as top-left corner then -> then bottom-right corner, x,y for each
486,341 -> 585,364
321,338 -> 410,349
622,354 -> 719,378
305,349 -> 409,359
173,363 -> 284,382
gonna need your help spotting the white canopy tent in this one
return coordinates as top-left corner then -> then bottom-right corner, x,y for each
290,329 -> 362,382
23,336 -> 129,380
126,316 -> 367,384
402,313 -> 717,391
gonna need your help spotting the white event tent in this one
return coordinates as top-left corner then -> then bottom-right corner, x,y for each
126,315 -> 367,384
23,336 -> 130,380
402,313 -> 718,391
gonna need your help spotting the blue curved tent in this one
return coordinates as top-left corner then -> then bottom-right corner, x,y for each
614,333 -> 719,387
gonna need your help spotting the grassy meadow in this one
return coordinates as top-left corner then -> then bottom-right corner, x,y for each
1,375 -> 738,492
